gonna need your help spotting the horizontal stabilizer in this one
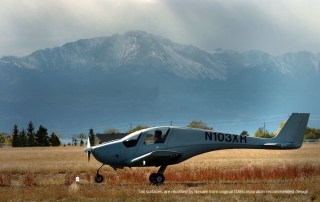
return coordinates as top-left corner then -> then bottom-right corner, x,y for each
264,143 -> 281,148
264,143 -> 296,148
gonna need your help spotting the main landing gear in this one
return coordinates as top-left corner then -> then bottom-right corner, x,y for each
149,165 -> 167,185
95,163 -> 104,183
94,164 -> 168,185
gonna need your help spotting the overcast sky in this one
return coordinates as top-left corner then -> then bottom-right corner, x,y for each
1,0 -> 319,57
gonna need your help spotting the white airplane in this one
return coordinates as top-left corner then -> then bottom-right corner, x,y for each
84,113 -> 309,184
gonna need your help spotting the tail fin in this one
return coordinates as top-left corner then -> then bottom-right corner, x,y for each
272,113 -> 309,148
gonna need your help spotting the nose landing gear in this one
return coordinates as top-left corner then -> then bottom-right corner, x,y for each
149,165 -> 167,185
95,163 -> 105,183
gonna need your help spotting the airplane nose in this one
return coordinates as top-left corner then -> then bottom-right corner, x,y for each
92,142 -> 120,164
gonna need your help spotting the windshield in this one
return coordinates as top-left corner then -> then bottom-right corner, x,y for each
122,129 -> 146,141
122,129 -> 147,148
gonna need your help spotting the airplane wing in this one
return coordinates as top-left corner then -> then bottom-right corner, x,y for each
128,150 -> 182,167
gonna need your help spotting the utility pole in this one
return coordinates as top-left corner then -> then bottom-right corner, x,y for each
130,123 -> 132,131
170,121 -> 172,126
263,122 -> 266,135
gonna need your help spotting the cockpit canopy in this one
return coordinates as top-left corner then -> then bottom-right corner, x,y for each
122,127 -> 170,148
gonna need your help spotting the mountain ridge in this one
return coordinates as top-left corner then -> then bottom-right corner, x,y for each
1,31 -> 319,80
0,30 -> 319,137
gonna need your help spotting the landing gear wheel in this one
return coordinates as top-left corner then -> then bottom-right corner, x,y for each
95,174 -> 104,183
155,174 -> 165,184
149,165 -> 167,185
149,173 -> 157,183
149,173 -> 165,184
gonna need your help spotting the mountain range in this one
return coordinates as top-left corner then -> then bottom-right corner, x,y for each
1,31 -> 319,137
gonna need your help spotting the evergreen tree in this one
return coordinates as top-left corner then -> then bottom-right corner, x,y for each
27,121 -> 35,147
89,128 -> 95,146
12,125 -> 20,147
35,125 -> 50,147
49,132 -> 61,146
19,129 -> 27,147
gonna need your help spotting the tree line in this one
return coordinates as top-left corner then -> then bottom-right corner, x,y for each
104,120 -> 319,140
11,121 -> 60,147
253,120 -> 320,139
72,129 -> 95,147
3,122 -> 96,147
3,119 -> 318,147
304,127 -> 320,139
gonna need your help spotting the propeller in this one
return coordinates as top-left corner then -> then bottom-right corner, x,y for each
84,137 -> 92,162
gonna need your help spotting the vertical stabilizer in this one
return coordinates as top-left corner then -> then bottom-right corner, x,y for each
272,113 -> 310,148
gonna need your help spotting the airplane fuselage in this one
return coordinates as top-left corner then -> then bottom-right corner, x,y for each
90,125 -> 302,169
85,113 -> 309,184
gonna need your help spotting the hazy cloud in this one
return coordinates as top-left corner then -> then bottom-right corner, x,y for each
1,0 -> 319,56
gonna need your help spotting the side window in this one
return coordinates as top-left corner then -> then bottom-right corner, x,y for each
144,127 -> 170,145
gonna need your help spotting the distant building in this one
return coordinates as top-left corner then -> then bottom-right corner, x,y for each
95,133 -> 128,145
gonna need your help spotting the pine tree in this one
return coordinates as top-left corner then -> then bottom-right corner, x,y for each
12,125 -> 20,147
19,129 -> 27,147
49,132 -> 61,147
35,125 -> 50,147
89,128 -> 95,146
27,121 -> 35,147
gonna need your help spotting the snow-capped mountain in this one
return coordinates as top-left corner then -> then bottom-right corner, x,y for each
0,31 -> 319,137
1,31 -> 319,81
240,50 -> 319,78
1,31 -> 227,80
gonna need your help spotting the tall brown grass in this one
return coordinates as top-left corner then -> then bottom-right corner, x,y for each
22,172 -> 36,186
64,172 -> 76,185
0,144 -> 320,201
95,163 -> 319,184
0,172 -> 11,186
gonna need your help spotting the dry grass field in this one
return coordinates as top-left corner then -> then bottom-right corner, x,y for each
0,144 -> 320,201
